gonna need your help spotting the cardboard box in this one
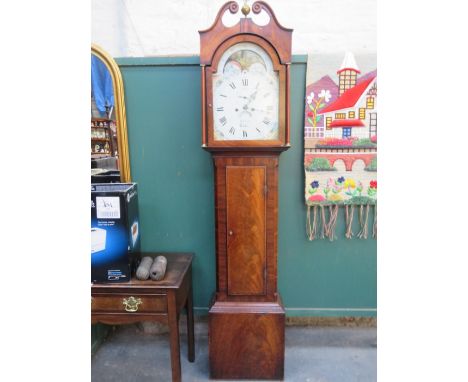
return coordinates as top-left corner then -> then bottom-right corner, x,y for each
91,183 -> 140,283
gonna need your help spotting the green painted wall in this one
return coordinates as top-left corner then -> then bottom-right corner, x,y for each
116,56 -> 376,317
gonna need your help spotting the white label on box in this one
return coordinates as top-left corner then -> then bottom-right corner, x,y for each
96,197 -> 120,219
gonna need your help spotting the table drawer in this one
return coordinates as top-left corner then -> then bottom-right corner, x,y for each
92,294 -> 167,314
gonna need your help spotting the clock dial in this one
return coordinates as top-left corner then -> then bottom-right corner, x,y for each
212,43 -> 279,141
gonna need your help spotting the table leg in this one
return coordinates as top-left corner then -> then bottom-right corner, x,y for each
168,291 -> 181,382
186,275 -> 195,362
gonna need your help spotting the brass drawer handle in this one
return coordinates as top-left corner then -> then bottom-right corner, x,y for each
122,296 -> 142,312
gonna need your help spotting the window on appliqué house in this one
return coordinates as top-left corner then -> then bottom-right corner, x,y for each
366,97 -> 374,109
359,108 -> 366,120
339,70 -> 357,94
326,117 -> 332,130
348,111 -> 355,118
335,113 -> 346,119
369,113 -> 377,137
342,127 -> 352,138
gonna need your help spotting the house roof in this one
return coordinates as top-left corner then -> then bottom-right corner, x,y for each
329,119 -> 365,128
337,52 -> 360,74
357,69 -> 377,84
318,75 -> 376,114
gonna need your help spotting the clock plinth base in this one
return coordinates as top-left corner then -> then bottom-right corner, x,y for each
208,297 -> 285,380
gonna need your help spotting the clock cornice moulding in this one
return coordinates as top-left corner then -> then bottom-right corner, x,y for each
199,1 -> 293,66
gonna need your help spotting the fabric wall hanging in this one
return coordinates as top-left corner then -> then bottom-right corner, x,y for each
304,52 -> 377,241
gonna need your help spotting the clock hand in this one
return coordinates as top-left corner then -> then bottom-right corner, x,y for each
250,82 -> 260,101
238,88 -> 258,101
251,108 -> 268,113
245,91 -> 258,107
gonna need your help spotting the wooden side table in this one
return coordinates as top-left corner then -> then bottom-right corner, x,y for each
91,253 -> 195,382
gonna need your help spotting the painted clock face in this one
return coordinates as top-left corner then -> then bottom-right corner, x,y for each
212,42 -> 279,141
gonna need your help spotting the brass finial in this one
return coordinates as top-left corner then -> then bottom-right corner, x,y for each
241,1 -> 250,16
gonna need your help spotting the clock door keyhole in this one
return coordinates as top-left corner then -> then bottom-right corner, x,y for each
229,230 -> 234,236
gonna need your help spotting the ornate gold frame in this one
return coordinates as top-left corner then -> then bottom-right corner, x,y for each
91,43 -> 131,182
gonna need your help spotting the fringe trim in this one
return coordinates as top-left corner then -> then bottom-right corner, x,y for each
345,205 -> 355,239
306,205 -> 319,240
307,203 -> 376,241
320,205 -> 326,239
326,205 -> 339,241
357,204 -> 370,239
313,205 -> 339,241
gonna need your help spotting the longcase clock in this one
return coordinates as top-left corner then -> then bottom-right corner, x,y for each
199,1 -> 292,379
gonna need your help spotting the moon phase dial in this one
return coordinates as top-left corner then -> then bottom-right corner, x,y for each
213,43 -> 279,141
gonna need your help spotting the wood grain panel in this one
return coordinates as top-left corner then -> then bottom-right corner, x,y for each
209,300 -> 285,379
92,294 -> 167,314
226,166 -> 266,295
213,155 -> 279,302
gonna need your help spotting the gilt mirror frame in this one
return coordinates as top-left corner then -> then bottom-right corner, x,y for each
91,43 -> 131,182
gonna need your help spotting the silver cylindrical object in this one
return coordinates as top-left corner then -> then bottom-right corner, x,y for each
150,256 -> 167,281
136,256 -> 153,280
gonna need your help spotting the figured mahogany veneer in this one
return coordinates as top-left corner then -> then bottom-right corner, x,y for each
210,153 -> 285,380
214,154 -> 279,302
226,165 -> 266,295
209,299 -> 285,380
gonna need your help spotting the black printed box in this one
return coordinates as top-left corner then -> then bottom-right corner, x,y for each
91,183 -> 140,283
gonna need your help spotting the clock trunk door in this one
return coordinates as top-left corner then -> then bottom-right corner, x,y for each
226,166 -> 266,296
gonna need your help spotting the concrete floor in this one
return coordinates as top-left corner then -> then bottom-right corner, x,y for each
92,321 -> 376,382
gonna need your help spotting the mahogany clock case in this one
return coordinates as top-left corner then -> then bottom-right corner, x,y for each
209,153 -> 286,380
211,154 -> 280,303
200,2 -> 293,379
